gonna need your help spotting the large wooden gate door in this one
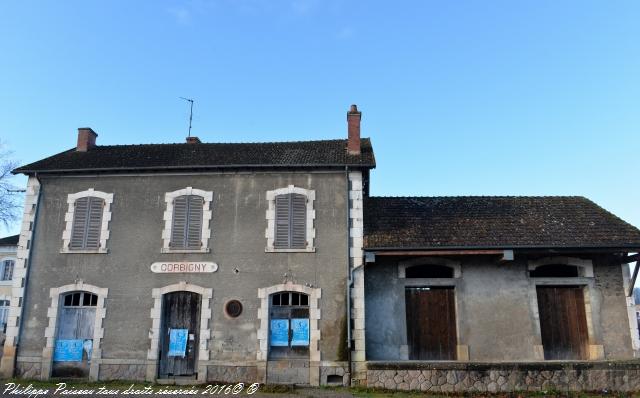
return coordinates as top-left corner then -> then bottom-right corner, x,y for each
405,287 -> 457,360
536,286 -> 589,360
159,291 -> 201,378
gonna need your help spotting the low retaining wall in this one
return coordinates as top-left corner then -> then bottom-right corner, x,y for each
366,361 -> 640,392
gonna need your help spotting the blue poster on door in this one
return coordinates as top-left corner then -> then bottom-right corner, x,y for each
53,339 -> 84,362
270,319 -> 289,346
168,328 -> 188,357
291,318 -> 310,346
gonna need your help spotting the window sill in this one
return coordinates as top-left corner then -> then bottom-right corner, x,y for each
161,248 -> 211,254
0,281 -> 12,286
265,247 -> 316,253
60,248 -> 108,254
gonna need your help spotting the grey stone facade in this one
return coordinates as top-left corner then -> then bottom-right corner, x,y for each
365,255 -> 636,362
12,170 -> 356,385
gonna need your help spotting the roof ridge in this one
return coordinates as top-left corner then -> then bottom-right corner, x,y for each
91,137 -> 372,148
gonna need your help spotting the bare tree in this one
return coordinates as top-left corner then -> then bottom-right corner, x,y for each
0,143 -> 20,228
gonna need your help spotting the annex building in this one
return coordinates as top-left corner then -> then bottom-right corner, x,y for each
2,106 -> 640,392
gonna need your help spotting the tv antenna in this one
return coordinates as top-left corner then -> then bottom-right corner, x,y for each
179,97 -> 194,137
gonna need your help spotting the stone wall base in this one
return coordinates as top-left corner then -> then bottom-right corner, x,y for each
99,364 -> 146,381
206,365 -> 258,383
15,361 -> 42,379
366,361 -> 640,392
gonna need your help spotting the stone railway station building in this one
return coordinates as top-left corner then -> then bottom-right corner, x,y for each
2,105 -> 640,392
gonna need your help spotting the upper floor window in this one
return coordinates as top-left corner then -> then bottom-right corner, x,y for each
162,187 -> 213,253
1,259 -> 14,281
61,189 -> 113,253
265,186 -> 315,253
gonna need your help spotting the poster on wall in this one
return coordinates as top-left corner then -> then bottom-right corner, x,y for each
53,339 -> 84,362
168,328 -> 188,357
291,318 -> 310,346
270,319 -> 289,346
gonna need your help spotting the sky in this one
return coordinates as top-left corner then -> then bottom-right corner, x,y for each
0,1 -> 639,258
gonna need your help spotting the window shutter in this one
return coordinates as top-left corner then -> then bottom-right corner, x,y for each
290,194 -> 307,248
70,196 -> 104,250
170,196 -> 188,248
85,197 -> 104,249
70,197 -> 89,249
186,195 -> 204,249
170,195 -> 204,249
274,194 -> 291,248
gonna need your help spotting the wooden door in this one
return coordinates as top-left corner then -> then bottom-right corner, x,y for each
405,287 -> 457,360
536,286 -> 589,360
159,291 -> 201,377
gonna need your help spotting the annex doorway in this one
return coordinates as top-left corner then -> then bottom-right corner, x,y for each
405,287 -> 457,360
536,286 -> 589,360
158,291 -> 201,378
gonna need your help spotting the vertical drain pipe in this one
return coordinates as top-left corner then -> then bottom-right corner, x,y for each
345,166 -> 352,385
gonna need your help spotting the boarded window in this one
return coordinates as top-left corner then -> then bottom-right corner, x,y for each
530,265 -> 579,278
269,292 -> 310,359
536,286 -> 589,360
274,193 -> 307,249
0,299 -> 9,332
170,195 -> 204,250
69,197 -> 104,250
1,259 -> 14,281
405,287 -> 457,360
405,264 -> 454,278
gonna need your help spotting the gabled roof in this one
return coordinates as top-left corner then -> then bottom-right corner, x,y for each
0,234 -> 19,246
13,138 -> 375,174
364,196 -> 640,250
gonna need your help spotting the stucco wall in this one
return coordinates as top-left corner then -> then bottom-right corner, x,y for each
365,255 -> 634,362
17,171 -> 350,379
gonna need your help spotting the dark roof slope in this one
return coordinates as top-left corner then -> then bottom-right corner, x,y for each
0,234 -> 19,246
364,196 -> 640,250
14,138 -> 375,174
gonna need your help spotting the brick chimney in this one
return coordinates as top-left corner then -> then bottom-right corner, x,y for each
347,104 -> 361,155
76,128 -> 98,152
186,136 -> 201,144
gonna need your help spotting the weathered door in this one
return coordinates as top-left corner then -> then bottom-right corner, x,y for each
159,291 -> 201,378
536,286 -> 589,360
405,287 -> 457,360
52,292 -> 97,377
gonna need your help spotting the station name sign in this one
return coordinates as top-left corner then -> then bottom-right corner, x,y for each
150,262 -> 218,273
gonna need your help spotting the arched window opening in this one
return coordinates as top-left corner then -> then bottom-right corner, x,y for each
530,264 -> 580,278
405,264 -> 454,278
269,291 -> 310,359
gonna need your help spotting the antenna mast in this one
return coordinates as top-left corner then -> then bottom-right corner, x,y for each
179,97 -> 194,137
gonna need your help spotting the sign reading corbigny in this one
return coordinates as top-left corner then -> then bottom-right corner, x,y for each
150,262 -> 218,273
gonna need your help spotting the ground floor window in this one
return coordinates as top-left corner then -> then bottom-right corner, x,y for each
269,291 -> 310,359
0,299 -> 9,332
536,285 -> 589,360
405,286 -> 457,360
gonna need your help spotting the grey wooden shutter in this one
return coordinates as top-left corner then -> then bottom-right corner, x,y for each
170,195 -> 203,249
290,193 -> 307,248
186,195 -> 204,249
170,196 -> 188,248
85,197 -> 104,249
70,197 -> 89,249
70,197 -> 103,250
274,194 -> 291,248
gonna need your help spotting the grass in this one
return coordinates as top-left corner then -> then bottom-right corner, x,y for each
1,379 -> 639,397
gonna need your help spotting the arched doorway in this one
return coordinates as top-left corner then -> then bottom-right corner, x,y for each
158,291 -> 201,378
